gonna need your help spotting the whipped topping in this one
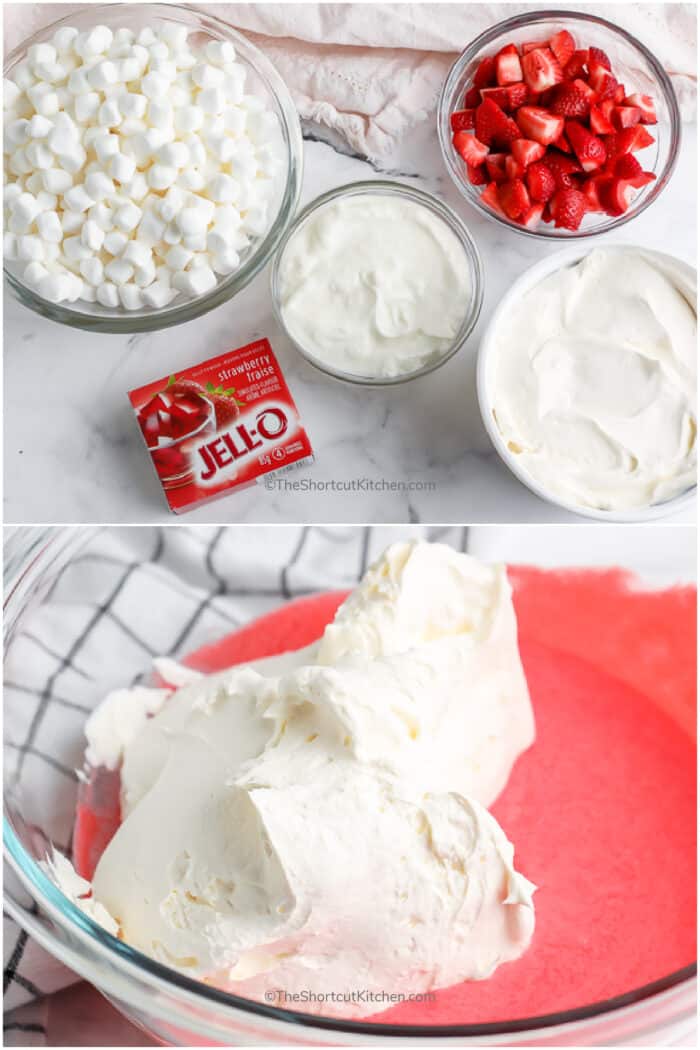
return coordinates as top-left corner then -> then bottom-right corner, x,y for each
53,542 -> 536,1017
487,248 -> 697,511
277,193 -> 472,379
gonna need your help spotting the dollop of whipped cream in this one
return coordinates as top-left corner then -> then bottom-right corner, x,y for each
488,248 -> 697,511
277,194 -> 472,379
56,542 -> 537,1017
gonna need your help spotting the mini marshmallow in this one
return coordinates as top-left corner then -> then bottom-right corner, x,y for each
96,280 -> 120,307
27,114 -> 54,139
118,57 -> 141,83
61,209 -> 83,234
122,240 -> 151,267
163,220 -> 182,245
149,58 -> 177,83
87,201 -> 114,230
23,172 -> 44,195
241,202 -> 268,236
109,151 -> 136,183
119,92 -> 147,119
142,279 -> 178,307
223,106 -> 246,136
159,23 -> 189,49
28,42 -> 58,67
113,201 -> 142,232
63,184 -> 94,212
119,283 -> 144,310
62,235 -> 90,262
222,66 -> 246,104
9,148 -> 32,177
157,141 -> 189,169
76,25 -> 113,59
159,186 -> 185,222
36,271 -> 71,302
9,192 -> 41,232
104,257 -> 133,284
6,118 -> 31,147
3,233 -> 18,259
141,72 -> 168,99
25,142 -> 54,170
172,263 -> 216,296
192,63 -> 225,90
17,234 -> 45,262
103,230 -> 129,255
4,184 -> 23,208
176,168 -> 206,192
27,83 -> 59,117
182,232 -> 207,252
98,99 -> 122,127
11,62 -> 36,93
81,218 -> 105,251
183,133 -> 206,167
80,256 -> 104,285
199,88 -> 226,116
67,68 -> 92,95
52,27 -> 79,53
35,190 -> 58,211
205,40 -> 236,66
137,209 -> 166,245
52,140 -> 86,174
175,105 -> 203,134
147,99 -> 174,131
34,61 -> 68,85
147,164 -> 177,191
125,171 -> 149,201
177,206 -> 209,237
4,78 -> 22,109
165,244 -> 192,270
112,27 -> 136,48
23,260 -> 49,287
74,92 -> 101,123
36,210 -> 63,242
94,132 -> 120,164
85,170 -> 115,200
134,257 -> 157,287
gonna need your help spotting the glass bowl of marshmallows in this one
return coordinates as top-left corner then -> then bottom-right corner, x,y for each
3,4 -> 303,332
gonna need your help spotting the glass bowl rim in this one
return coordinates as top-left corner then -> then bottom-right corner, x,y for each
2,528 -> 697,1039
269,178 -> 485,387
2,2 -> 304,334
437,8 -> 682,241
476,242 -> 697,522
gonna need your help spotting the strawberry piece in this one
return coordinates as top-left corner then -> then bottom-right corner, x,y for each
565,120 -> 607,172
612,106 -> 641,129
599,98 -> 616,120
542,151 -> 582,190
485,153 -> 508,183
614,153 -> 643,179
581,173 -> 613,211
464,86 -> 481,108
473,55 -> 496,89
526,161 -> 557,202
522,47 -> 563,93
506,82 -> 528,109
452,130 -> 489,165
451,109 -> 476,132
589,46 -> 611,70
550,187 -> 587,229
496,48 -> 523,85
554,131 -> 573,153
498,177 -> 530,219
511,137 -> 546,167
516,105 -> 564,145
564,49 -> 589,79
522,40 -> 549,54
604,125 -> 654,155
480,86 -> 511,109
505,155 -> 524,181
602,177 -> 637,215
550,79 -> 594,117
480,180 -> 504,213
467,163 -> 487,185
588,61 -> 617,99
623,93 -> 658,124
475,98 -> 520,147
613,83 -> 626,104
589,103 -> 615,135
627,170 -> 656,190
519,201 -> 545,228
549,30 -> 575,68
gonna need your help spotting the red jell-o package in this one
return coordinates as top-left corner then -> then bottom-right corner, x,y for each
128,339 -> 314,513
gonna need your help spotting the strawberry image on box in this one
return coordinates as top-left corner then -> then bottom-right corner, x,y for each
128,339 -> 314,513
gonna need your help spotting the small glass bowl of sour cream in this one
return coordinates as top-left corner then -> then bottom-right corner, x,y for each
270,181 -> 484,386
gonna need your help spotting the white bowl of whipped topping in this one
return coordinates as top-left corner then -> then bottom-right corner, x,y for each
270,181 -> 484,385
477,244 -> 697,520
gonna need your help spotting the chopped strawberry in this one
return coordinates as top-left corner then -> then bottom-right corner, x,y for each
589,103 -> 614,135
554,131 -> 573,153
496,48 -> 523,85
486,153 -> 508,183
519,202 -> 545,228
623,93 -> 657,124
599,98 -> 616,120
522,47 -> 564,93
550,187 -> 587,229
612,106 -> 641,129
589,46 -> 611,70
565,120 -> 607,171
498,177 -> 530,219
452,130 -> 489,165
526,161 -> 557,202
604,125 -> 654,155
588,61 -> 617,99
505,155 -> 525,180
629,171 -> 656,189
602,177 -> 636,215
542,150 -> 582,190
522,40 -> 549,54
451,109 -> 476,132
511,137 -> 546,167
506,82 -> 529,109
581,173 -> 613,211
614,153 -> 643,179
473,55 -> 496,89
480,180 -> 504,213
613,83 -> 626,104
464,86 -> 481,108
564,49 -> 589,79
549,29 -> 575,68
467,162 -> 487,185
550,79 -> 593,117
480,86 -> 511,109
516,105 -> 564,145
475,98 -> 520,147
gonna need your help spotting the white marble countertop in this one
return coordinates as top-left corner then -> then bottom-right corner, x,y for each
4,121 -> 697,525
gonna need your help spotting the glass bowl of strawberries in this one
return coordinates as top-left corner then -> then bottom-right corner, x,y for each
437,10 -> 681,236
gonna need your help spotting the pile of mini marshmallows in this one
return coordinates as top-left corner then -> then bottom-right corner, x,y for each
3,22 -> 284,310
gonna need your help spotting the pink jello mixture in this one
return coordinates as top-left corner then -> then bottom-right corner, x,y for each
74,568 -> 696,1024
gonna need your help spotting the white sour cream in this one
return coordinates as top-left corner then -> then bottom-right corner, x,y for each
277,192 -> 473,379
487,248 -> 697,512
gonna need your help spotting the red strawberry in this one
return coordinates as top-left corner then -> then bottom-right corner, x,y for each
204,382 -> 244,429
485,153 -> 508,183
602,177 -> 636,215
522,40 -> 549,54
519,201 -> 545,228
467,163 -> 487,185
612,105 -> 641,129
516,105 -> 564,145
628,171 -> 656,189
475,98 -> 520,147
480,86 -> 511,109
589,46 -> 611,70
549,30 -> 575,68
464,86 -> 481,108
623,93 -> 657,124
480,180 -> 504,213
564,49 -> 589,79
522,47 -> 563,93
506,82 -> 528,109
614,153 -> 643,179
496,47 -> 523,85
451,109 -> 476,132
550,79 -> 593,117
565,120 -> 607,171
554,131 -> 573,153
168,377 -> 206,399
542,151 -> 582,189
550,187 -> 587,229
505,155 -> 525,181
473,55 -> 496,89
453,130 -> 489,165
581,173 -> 613,211
588,61 -> 617,99
614,125 -> 655,154
498,177 -> 530,219
526,161 -> 557,202
511,137 -> 546,167
589,103 -> 614,135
